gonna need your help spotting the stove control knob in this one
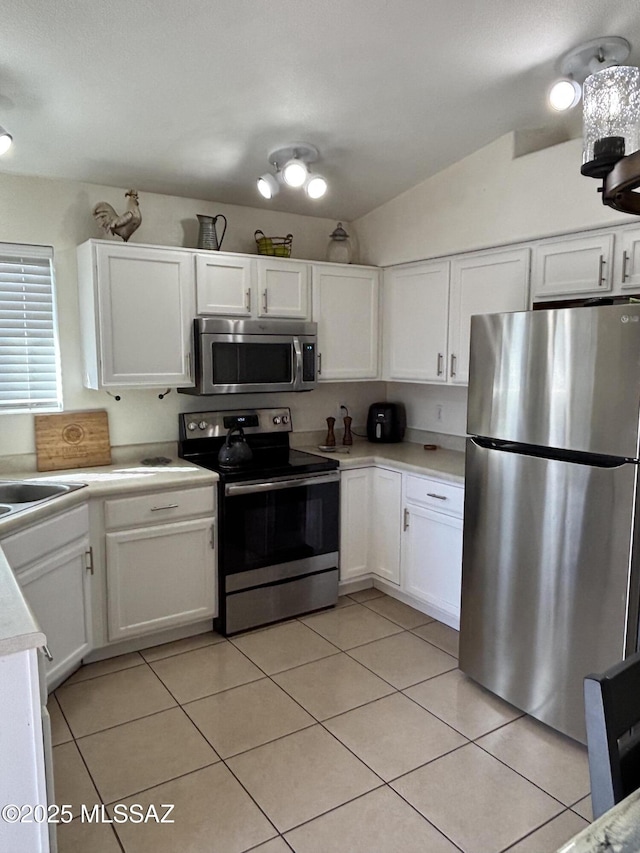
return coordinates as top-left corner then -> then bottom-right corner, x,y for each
273,416 -> 281,425
282,414 -> 290,424
198,421 -> 208,430
187,421 -> 198,431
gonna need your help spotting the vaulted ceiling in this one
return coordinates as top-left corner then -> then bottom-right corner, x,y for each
2,0 -> 640,220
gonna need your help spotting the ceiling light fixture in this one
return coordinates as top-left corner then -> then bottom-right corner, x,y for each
553,37 -> 640,216
0,125 -> 13,156
257,143 -> 329,201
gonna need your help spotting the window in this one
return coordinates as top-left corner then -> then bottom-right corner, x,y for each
0,243 -> 62,413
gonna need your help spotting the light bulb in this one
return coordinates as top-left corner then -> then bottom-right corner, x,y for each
548,78 -> 581,111
282,158 -> 308,188
257,173 -> 279,199
306,175 -> 328,199
0,127 -> 13,156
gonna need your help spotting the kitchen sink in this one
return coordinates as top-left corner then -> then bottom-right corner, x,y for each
0,480 -> 86,519
0,482 -> 78,503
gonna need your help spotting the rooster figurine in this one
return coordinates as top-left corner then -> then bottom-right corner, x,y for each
93,190 -> 142,242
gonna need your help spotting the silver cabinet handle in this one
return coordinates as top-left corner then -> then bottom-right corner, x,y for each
450,354 -> 457,377
245,288 -> 251,313
186,351 -> 192,378
317,352 -> 322,375
598,254 -> 606,286
622,250 -> 630,282
209,523 -> 215,550
427,493 -> 448,501
150,504 -> 179,511
263,289 -> 268,313
42,645 -> 53,662
403,508 -> 410,531
85,546 -> 94,575
437,353 -> 444,376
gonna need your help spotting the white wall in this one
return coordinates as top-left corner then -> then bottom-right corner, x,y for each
0,172 -> 382,459
353,133 -> 630,268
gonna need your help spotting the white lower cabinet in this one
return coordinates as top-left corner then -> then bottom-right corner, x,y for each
340,467 -> 401,584
102,486 -> 217,643
340,464 -> 463,627
400,474 -> 464,628
370,468 -> 401,584
339,468 -> 371,581
106,518 -> 216,640
2,505 -> 92,691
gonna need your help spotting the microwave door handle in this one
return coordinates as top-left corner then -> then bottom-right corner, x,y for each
292,337 -> 303,390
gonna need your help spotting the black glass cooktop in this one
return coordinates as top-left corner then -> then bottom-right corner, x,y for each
182,446 -> 339,483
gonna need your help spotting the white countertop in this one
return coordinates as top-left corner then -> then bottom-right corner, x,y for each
0,547 -> 45,656
300,438 -> 465,484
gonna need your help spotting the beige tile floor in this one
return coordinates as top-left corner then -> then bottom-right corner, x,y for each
49,591 -> 593,853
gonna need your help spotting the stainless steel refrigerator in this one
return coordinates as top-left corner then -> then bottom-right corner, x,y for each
459,303 -> 640,743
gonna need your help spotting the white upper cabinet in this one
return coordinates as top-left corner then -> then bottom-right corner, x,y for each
448,247 -> 530,385
77,240 -> 195,389
196,253 -> 310,319
195,253 -> 253,315
256,258 -> 310,318
312,264 -> 379,380
618,226 -> 640,290
384,260 -> 450,382
532,231 -> 614,299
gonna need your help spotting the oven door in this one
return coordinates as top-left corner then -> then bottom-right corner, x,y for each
220,471 -> 340,632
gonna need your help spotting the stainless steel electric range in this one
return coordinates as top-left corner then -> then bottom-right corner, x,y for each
178,408 -> 340,635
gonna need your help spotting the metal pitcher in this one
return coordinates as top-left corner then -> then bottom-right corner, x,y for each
196,214 -> 227,251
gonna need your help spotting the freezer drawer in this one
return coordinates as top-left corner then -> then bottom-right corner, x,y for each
459,437 -> 640,743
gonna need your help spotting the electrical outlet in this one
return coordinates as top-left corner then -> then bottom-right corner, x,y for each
435,403 -> 443,423
337,402 -> 349,421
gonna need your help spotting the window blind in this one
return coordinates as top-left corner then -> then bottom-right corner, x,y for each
0,243 -> 62,412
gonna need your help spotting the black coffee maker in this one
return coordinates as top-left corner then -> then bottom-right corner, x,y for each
366,403 -> 406,443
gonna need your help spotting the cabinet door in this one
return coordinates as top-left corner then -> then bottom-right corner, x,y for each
106,517 -> 216,641
313,265 -> 379,380
619,226 -> 640,290
531,232 -> 614,299
256,258 -> 310,318
96,243 -> 194,386
401,504 -> 462,629
384,261 -> 449,382
340,469 -> 371,581
371,468 -> 401,584
195,253 -> 253,315
18,542 -> 92,690
449,248 -> 530,385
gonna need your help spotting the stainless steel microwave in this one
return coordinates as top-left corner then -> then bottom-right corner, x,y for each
178,317 -> 318,396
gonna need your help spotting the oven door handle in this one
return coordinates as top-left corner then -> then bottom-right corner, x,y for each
225,472 -> 339,496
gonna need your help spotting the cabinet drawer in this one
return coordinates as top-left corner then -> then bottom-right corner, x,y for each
104,486 -> 215,530
404,475 -> 463,516
2,504 -> 89,573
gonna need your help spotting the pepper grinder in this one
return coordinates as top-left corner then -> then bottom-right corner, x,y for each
342,415 -> 353,446
325,417 -> 336,447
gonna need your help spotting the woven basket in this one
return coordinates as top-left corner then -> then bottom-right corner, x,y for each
255,230 -> 293,257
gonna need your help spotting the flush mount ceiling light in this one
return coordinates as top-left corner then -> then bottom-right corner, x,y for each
548,37 -> 631,112
552,37 -> 640,216
257,143 -> 328,201
0,125 -> 13,156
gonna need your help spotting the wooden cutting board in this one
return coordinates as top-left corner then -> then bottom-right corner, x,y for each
35,410 -> 112,472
